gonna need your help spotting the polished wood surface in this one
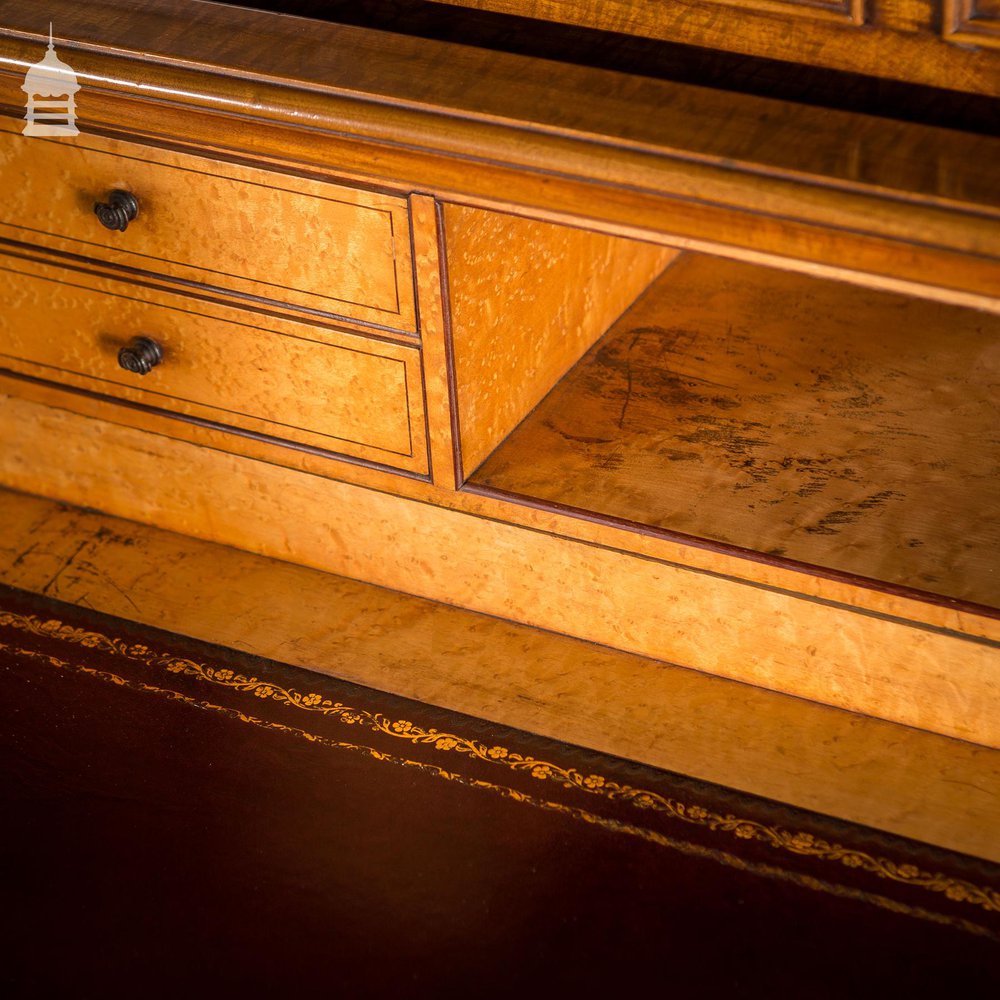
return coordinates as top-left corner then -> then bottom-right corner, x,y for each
945,0 -> 1000,49
0,251 -> 428,474
437,0 -> 1000,95
2,393 -> 997,748
0,1 -> 997,749
0,118 -> 416,331
1,3 -> 999,306
5,362 -> 994,641
472,252 -> 1000,608
410,194 -> 460,488
2,488 -> 998,863
443,204 -> 675,477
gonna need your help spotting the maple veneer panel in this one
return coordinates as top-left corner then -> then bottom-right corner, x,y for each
410,195 -> 459,489
5,11 -> 1000,309
472,253 -> 1000,608
0,254 -> 427,473
9,356 -> 997,645
444,204 -> 677,477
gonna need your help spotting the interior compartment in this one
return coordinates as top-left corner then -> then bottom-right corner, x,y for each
467,251 -> 1000,609
442,204 -> 676,479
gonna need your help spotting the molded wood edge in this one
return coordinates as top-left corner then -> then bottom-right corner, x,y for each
1,4 -> 999,256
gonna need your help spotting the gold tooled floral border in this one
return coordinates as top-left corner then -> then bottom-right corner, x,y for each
1,607 -> 998,939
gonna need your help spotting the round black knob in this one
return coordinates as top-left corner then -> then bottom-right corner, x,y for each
94,190 -> 139,232
118,336 -> 163,375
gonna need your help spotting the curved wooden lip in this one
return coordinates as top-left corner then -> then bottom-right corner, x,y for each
0,1 -> 998,223
463,482 -> 1000,629
2,5 -> 999,312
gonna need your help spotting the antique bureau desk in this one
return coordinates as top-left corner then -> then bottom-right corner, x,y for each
0,0 -> 998,820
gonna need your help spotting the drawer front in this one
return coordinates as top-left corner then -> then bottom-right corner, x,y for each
0,254 -> 427,474
0,121 -> 415,332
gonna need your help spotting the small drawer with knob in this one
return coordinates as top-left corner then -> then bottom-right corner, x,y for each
0,120 -> 416,333
0,251 -> 428,475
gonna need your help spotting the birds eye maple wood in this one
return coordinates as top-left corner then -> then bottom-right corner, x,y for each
0,0 -> 998,748
470,252 -> 1000,610
0,119 -> 416,332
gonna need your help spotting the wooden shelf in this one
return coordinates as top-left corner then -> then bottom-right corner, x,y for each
470,253 -> 1000,610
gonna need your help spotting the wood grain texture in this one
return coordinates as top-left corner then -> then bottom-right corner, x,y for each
0,251 -> 428,473
1,1 -> 998,753
10,358 -> 995,638
0,3 -> 994,630
0,393 -> 997,748
410,194 -> 459,489
0,488 -> 998,863
694,0 -> 864,24
1,4 -> 999,307
0,286 -> 992,641
435,0 -> 1000,93
472,253 -> 1000,608
444,204 -> 676,476
0,118 -> 415,331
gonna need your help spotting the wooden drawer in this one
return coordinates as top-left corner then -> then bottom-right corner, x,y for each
0,253 -> 427,475
0,121 -> 415,332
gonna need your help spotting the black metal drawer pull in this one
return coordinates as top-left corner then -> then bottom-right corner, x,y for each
117,336 -> 163,375
94,190 -> 139,232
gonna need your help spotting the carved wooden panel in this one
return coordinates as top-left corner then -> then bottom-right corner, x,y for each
945,0 -> 1000,48
711,0 -> 864,25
